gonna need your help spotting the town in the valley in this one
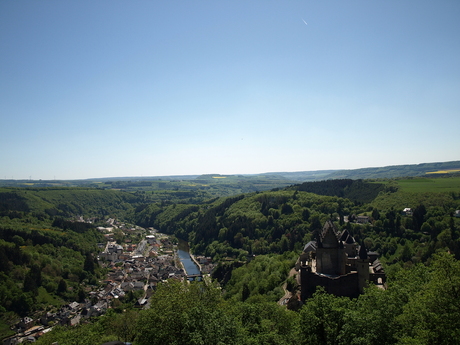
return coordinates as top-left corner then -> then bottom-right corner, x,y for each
4,218 -> 215,345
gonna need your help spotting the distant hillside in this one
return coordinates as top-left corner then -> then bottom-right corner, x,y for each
1,160 -> 459,189
290,179 -> 385,204
257,170 -> 338,182
314,160 -> 460,180
0,187 -> 139,218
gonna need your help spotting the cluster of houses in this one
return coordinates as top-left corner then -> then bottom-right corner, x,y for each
98,231 -> 191,305
7,237 -> 189,344
4,300 -> 108,344
3,221 -> 215,345
103,253 -> 187,301
195,255 -> 214,274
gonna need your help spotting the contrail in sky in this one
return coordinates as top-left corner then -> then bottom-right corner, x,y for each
302,18 -> 308,26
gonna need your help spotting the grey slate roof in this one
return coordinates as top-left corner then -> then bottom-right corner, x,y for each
303,241 -> 317,253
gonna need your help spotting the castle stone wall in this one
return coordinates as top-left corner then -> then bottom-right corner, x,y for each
300,268 -> 360,300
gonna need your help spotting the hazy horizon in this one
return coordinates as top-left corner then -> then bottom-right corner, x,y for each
2,159 -> 459,182
1,1 -> 459,180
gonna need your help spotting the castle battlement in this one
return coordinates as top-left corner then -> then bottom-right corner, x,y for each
298,220 -> 386,300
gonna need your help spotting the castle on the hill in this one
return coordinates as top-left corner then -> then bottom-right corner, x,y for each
297,220 -> 386,300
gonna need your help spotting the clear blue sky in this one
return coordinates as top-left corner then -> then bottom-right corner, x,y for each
1,1 -> 459,180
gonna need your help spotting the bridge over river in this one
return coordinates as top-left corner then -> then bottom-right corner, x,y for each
186,273 -> 202,281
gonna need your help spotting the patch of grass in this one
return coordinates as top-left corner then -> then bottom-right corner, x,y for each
0,320 -> 15,340
37,286 -> 63,307
397,177 -> 460,193
370,176 -> 460,211
398,179 -> 435,183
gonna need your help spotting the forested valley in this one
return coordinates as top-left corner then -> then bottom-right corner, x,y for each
1,174 -> 460,344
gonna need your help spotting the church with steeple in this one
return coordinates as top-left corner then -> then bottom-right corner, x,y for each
297,220 -> 386,300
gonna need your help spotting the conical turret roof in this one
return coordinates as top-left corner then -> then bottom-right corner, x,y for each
358,243 -> 368,260
339,229 -> 356,245
320,220 -> 339,248
339,229 -> 350,242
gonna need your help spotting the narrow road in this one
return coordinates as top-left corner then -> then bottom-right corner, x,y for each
278,267 -> 297,305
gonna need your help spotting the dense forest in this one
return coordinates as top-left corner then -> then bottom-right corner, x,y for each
133,177 -> 460,265
34,253 -> 460,345
1,173 -> 460,344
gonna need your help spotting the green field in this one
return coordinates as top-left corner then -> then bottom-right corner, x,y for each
370,176 -> 460,211
396,176 -> 460,193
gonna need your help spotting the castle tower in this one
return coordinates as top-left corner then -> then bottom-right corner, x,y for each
357,243 -> 370,293
315,220 -> 346,275
339,229 -> 357,257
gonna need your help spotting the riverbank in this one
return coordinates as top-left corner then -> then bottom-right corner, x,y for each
189,252 -> 202,272
177,239 -> 201,277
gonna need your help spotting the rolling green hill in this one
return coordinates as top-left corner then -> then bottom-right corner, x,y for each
290,179 -> 386,203
130,174 -> 460,266
0,187 -> 140,219
1,172 -> 460,343
370,176 -> 460,212
320,160 -> 460,180
2,160 -> 459,192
